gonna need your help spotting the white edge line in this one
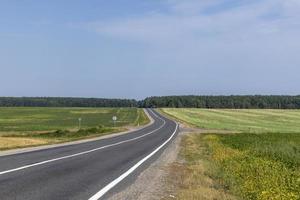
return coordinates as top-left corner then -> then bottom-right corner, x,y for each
88,121 -> 179,200
0,109 -> 165,176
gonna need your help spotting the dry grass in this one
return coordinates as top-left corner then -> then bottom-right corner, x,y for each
164,134 -> 236,200
0,137 -> 50,150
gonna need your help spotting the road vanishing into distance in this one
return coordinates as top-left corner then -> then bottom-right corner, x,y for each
0,109 -> 178,200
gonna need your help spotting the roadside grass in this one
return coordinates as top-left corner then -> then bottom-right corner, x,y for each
0,137 -> 50,150
161,108 -> 300,200
0,108 -> 149,151
164,134 -> 236,200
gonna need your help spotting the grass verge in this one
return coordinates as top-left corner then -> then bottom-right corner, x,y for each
160,108 -> 300,200
0,137 -> 50,150
0,126 -> 125,151
165,134 -> 236,200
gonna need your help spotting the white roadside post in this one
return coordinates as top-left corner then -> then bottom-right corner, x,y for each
112,116 -> 117,127
78,118 -> 82,130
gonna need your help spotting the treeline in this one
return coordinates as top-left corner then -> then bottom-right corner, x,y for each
141,95 -> 300,109
0,97 -> 137,107
1,96 -> 300,109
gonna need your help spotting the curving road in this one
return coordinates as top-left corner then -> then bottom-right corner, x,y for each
0,109 -> 178,200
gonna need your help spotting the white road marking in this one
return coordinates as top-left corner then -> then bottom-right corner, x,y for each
0,109 -> 165,176
89,122 -> 179,200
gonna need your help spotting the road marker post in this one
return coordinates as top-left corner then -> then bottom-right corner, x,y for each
112,116 -> 117,127
78,118 -> 82,130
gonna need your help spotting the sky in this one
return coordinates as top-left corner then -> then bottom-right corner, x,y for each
0,0 -> 299,99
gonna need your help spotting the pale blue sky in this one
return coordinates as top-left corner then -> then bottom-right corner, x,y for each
1,0 -> 299,99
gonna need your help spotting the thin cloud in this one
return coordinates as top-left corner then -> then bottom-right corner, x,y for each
87,0 -> 300,45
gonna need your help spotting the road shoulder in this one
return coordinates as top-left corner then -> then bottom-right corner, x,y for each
108,124 -> 185,200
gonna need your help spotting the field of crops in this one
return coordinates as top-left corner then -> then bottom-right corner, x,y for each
0,107 -> 149,150
0,107 -> 147,133
162,108 -> 300,133
161,108 -> 300,200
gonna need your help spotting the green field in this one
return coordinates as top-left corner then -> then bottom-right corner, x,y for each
0,107 -> 149,150
161,108 -> 300,200
0,107 -> 148,133
162,108 -> 300,133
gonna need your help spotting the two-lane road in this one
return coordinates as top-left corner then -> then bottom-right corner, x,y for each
0,109 -> 178,200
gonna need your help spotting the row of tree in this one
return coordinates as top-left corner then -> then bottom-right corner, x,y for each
0,97 -> 137,107
141,95 -> 300,109
0,96 -> 300,109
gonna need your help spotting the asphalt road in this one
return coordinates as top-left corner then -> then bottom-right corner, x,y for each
0,109 -> 178,200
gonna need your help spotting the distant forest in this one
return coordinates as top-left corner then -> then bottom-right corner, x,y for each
141,95 -> 300,109
0,96 -> 300,109
0,97 -> 137,107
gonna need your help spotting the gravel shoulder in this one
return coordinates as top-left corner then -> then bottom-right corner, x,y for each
108,124 -> 186,200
